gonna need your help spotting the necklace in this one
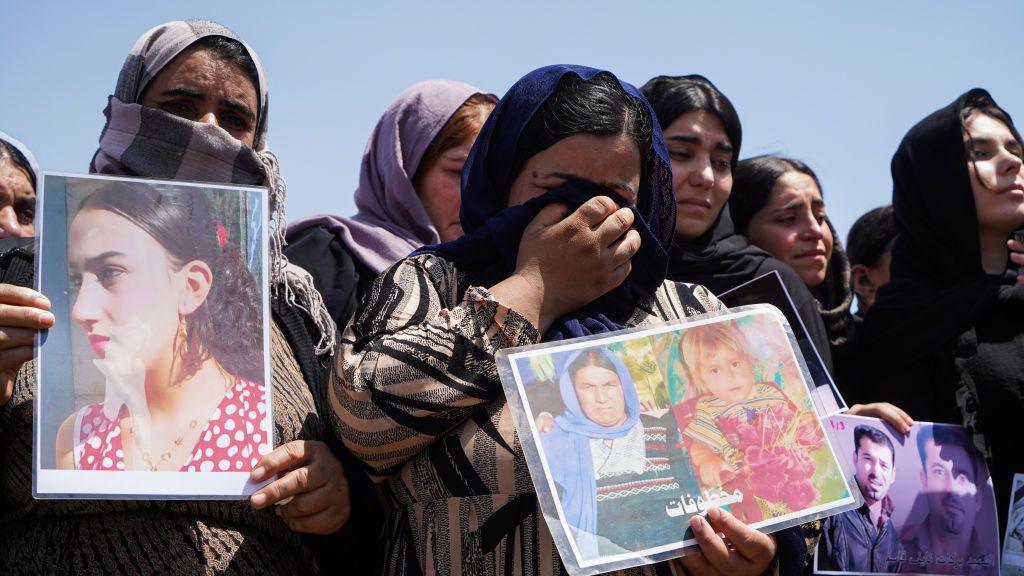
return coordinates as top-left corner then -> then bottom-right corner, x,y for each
127,372 -> 237,471
130,419 -> 199,471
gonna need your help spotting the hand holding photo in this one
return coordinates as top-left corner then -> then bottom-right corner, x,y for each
34,173 -> 272,498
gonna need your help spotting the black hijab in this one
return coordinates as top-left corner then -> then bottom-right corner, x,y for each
864,89 -> 1024,529
863,89 -> 1012,364
643,76 -> 836,377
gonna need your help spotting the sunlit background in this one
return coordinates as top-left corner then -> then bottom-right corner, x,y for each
3,1 -> 1021,242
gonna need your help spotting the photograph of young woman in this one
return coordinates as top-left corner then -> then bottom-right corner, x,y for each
53,181 -> 269,473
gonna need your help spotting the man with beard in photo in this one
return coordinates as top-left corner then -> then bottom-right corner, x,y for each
820,424 -> 901,572
900,426 -> 997,575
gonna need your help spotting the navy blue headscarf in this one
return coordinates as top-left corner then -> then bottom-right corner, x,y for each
414,65 -> 675,341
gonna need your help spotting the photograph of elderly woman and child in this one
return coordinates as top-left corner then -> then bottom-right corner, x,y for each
501,305 -> 855,572
34,173 -> 271,498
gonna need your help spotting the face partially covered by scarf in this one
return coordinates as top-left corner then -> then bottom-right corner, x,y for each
90,19 -> 334,354
415,65 -> 676,341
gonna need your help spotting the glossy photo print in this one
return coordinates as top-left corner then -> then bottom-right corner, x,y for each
717,270 -> 847,417
1002,474 -> 1024,576
33,173 -> 272,498
814,414 -> 1000,575
498,305 -> 856,575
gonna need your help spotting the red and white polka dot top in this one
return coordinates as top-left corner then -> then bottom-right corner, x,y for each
74,378 -> 270,472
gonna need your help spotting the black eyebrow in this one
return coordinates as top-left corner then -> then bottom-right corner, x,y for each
160,86 -> 204,99
666,134 -> 733,154
70,251 -> 126,272
221,98 -> 255,120
159,87 -> 255,120
545,171 -> 638,200
666,135 -> 699,144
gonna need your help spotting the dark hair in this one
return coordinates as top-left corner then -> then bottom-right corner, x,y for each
640,74 -> 742,171
193,35 -> 260,101
568,349 -> 618,384
960,91 -> 1024,191
77,183 -> 263,383
848,206 -> 896,269
730,154 -> 824,235
915,425 -> 981,483
415,93 -> 498,181
509,72 -> 653,206
854,424 -> 895,466
0,138 -> 37,191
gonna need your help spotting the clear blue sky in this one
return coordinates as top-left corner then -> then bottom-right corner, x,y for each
2,1 -> 1022,242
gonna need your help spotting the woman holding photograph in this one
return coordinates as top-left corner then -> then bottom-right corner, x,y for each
542,347 -> 700,559
332,64 -> 797,576
0,21 -> 363,575
54,184 -> 266,473
286,81 -> 497,329
0,131 -> 40,408
861,88 -> 1024,528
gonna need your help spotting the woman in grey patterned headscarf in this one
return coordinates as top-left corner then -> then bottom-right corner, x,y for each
0,20 -> 364,575
91,19 -> 334,355
0,131 -> 39,239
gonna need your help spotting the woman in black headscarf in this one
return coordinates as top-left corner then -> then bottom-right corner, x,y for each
861,88 -> 1024,523
640,76 -> 835,377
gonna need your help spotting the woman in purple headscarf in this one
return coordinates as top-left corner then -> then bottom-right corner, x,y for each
285,82 -> 497,328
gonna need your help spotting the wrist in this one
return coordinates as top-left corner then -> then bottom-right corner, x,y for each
489,273 -> 546,335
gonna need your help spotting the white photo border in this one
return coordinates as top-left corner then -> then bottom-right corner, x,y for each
497,304 -> 859,575
32,171 -> 274,499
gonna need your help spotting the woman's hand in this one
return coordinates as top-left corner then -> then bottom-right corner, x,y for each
0,285 -> 54,407
674,507 -> 776,576
1008,237 -> 1024,285
250,440 -> 351,535
490,197 -> 639,333
846,402 -> 914,435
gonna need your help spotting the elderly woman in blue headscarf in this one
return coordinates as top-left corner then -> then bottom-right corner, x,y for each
543,347 -> 700,560
332,64 -> 788,576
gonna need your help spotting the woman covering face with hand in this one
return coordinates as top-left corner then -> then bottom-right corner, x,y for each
0,21 -> 361,575
861,89 -> 1024,528
286,81 -> 496,328
331,65 -> 781,576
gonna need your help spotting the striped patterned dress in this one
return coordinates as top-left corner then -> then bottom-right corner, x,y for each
330,254 -> 735,576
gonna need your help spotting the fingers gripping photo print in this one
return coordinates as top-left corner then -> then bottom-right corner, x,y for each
498,305 -> 856,575
34,173 -> 272,499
